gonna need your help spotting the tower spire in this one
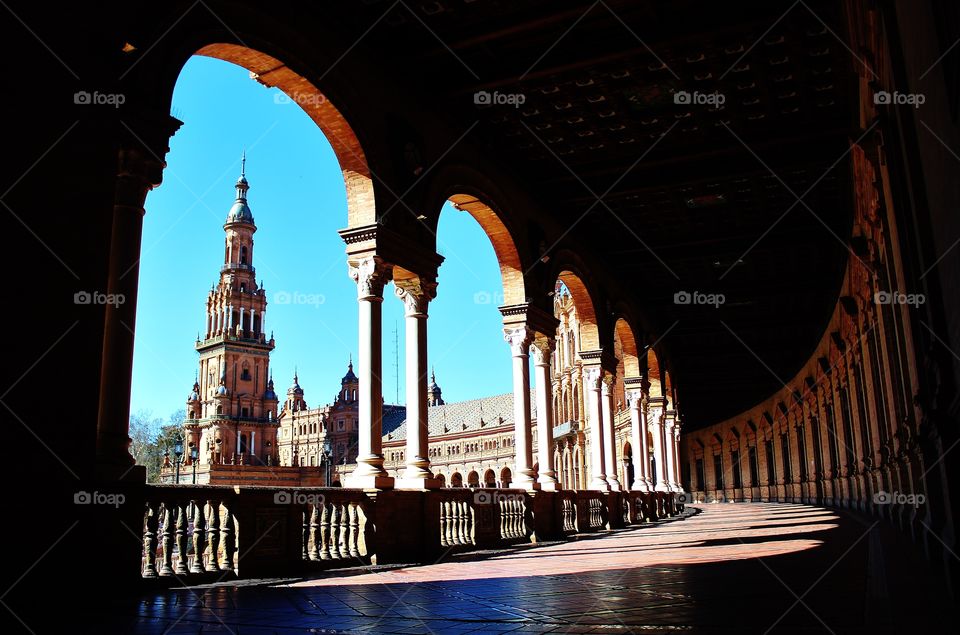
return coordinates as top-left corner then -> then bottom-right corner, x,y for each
241,149 -> 246,178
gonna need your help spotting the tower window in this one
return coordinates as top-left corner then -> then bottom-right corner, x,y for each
240,245 -> 248,265
241,407 -> 249,418
241,367 -> 251,381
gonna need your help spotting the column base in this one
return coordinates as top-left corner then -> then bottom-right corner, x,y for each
654,483 -> 671,492
537,480 -> 560,491
344,474 -> 395,490
590,477 -> 611,491
607,478 -> 622,491
631,481 -> 649,492
394,477 -> 442,490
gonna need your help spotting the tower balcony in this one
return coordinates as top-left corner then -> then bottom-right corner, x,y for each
221,262 -> 255,274
196,331 -> 276,351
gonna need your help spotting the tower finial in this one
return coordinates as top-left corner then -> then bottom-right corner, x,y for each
349,354 -> 353,370
241,150 -> 246,177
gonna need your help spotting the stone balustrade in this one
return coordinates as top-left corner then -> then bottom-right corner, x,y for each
139,485 -> 681,584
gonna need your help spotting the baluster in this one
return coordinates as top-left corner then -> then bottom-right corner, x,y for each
459,500 -> 469,545
467,503 -> 476,545
443,501 -> 456,547
329,504 -> 341,559
159,502 -> 175,576
309,504 -> 321,560
302,509 -> 310,560
174,503 -> 190,575
452,500 -> 462,546
439,500 -> 449,548
207,500 -> 221,571
221,501 -> 236,572
142,501 -> 159,578
338,503 -> 350,558
498,499 -> 506,540
191,501 -> 206,573
319,504 -> 331,559
349,503 -> 360,558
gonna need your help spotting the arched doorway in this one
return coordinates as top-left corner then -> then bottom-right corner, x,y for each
500,466 -> 512,488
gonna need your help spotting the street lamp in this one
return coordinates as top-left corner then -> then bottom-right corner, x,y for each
173,436 -> 184,484
322,437 -> 333,487
265,440 -> 273,466
190,443 -> 199,484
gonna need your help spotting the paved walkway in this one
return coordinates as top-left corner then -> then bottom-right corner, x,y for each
87,504 -> 954,633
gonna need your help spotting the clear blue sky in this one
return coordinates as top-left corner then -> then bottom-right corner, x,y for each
131,56 -> 515,420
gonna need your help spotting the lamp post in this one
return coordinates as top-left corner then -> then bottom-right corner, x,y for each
174,436 -> 184,485
322,437 -> 333,487
265,440 -> 273,466
190,444 -> 199,484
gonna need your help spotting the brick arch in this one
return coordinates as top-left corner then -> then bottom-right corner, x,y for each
193,43 -> 375,227
556,271 -> 601,351
614,318 -> 641,378
445,193 -> 526,305
646,349 -> 663,398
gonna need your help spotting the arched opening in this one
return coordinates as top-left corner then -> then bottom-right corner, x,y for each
623,441 -> 634,489
483,469 -> 496,488
435,473 -> 446,487
467,470 -> 480,488
500,466 -> 512,488
555,272 -> 601,351
194,44 -> 374,227
450,472 -> 463,488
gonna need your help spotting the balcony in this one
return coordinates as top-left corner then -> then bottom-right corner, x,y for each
137,485 -> 681,583
220,262 -> 255,273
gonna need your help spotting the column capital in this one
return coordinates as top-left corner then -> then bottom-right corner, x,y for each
394,276 -> 437,316
530,335 -> 556,365
504,325 -> 533,356
582,365 -> 603,387
350,256 -> 393,300
499,302 -> 559,335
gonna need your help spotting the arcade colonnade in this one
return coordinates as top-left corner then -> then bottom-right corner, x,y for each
336,243 -> 684,493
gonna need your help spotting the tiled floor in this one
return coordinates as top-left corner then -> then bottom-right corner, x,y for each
81,504 -> 954,633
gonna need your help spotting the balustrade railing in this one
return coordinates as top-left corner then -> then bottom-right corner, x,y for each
140,485 -> 682,583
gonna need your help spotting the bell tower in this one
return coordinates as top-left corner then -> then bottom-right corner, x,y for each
183,155 -> 279,469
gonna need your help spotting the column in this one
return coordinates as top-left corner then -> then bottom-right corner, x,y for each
663,411 -> 677,491
345,256 -> 394,489
250,308 -> 256,336
239,307 -> 245,335
649,399 -> 670,491
626,386 -> 649,491
227,304 -> 234,331
583,367 -> 609,490
673,422 -> 688,492
395,277 -> 440,489
505,327 -> 537,488
532,335 -> 559,490
96,140 -> 179,477
601,374 -> 621,491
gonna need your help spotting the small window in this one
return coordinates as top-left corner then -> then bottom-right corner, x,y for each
241,367 -> 251,381
241,407 -> 249,418
338,419 -> 345,431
